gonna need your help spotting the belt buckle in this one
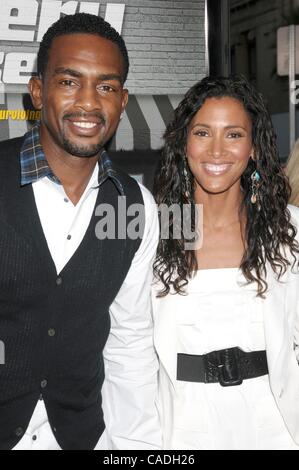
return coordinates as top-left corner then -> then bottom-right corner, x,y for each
217,348 -> 243,387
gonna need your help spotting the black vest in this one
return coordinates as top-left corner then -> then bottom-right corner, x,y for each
0,137 -> 144,450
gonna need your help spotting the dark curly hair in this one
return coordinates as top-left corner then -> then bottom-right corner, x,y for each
153,75 -> 299,297
37,13 -> 129,84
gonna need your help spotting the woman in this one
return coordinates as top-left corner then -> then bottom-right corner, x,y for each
152,76 -> 299,450
285,139 -> 299,207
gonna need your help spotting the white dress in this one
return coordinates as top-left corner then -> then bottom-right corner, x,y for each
153,268 -> 299,450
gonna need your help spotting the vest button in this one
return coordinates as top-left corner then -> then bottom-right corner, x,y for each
67,235 -> 72,240
56,277 -> 62,286
15,427 -> 24,437
41,379 -> 48,389
48,328 -> 55,337
32,435 -> 37,441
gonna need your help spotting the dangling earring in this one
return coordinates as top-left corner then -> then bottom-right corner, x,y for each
250,169 -> 261,206
183,157 -> 192,200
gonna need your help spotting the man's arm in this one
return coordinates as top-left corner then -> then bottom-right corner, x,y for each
101,184 -> 162,450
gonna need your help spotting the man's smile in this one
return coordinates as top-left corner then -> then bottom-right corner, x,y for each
65,117 -> 105,137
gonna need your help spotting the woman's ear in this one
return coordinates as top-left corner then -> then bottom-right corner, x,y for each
28,77 -> 43,110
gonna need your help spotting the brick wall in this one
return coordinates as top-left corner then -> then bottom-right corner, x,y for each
120,0 -> 206,93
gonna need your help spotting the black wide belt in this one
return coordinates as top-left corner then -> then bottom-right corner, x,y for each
177,347 -> 268,387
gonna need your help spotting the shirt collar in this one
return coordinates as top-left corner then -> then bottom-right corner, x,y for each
20,123 -> 124,195
97,149 -> 124,195
20,123 -> 60,185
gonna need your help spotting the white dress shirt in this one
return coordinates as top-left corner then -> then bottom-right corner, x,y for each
13,164 -> 161,450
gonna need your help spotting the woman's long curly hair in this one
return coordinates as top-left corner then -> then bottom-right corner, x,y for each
153,75 -> 299,297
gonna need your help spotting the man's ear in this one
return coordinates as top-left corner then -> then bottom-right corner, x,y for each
28,76 -> 43,110
121,88 -> 128,114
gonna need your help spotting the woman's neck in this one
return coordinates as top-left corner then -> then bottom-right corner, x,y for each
194,183 -> 245,229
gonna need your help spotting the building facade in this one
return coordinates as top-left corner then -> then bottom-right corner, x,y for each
230,0 -> 299,158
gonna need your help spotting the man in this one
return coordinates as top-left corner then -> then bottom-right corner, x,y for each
0,13 -> 161,450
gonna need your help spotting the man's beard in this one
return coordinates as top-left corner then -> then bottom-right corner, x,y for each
61,112 -> 107,157
62,135 -> 104,158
